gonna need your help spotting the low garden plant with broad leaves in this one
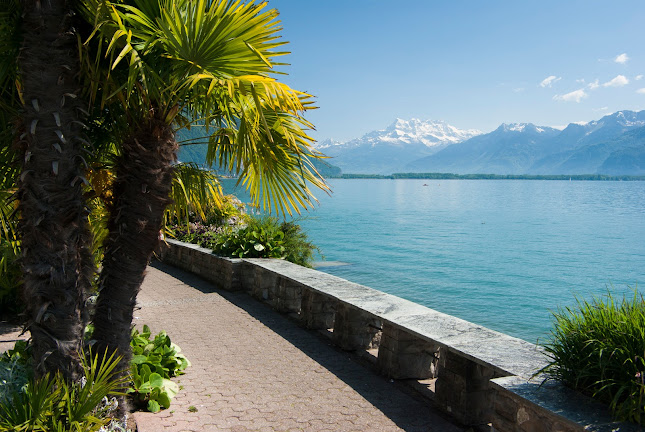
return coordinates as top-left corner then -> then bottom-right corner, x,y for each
128,325 -> 190,412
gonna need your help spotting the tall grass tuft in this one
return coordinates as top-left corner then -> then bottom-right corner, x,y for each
539,290 -> 645,424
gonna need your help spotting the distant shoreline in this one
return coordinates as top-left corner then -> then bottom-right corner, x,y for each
326,173 -> 645,181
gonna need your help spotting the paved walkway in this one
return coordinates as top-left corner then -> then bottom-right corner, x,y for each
133,262 -> 463,432
0,262 -> 463,431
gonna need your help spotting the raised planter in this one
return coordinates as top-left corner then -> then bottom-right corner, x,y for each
159,239 -> 639,432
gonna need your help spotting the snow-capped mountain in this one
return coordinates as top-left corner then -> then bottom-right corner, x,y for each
405,110 -> 645,175
406,122 -> 561,174
319,119 -> 481,174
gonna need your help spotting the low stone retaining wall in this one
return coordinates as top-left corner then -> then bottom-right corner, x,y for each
160,239 -> 638,432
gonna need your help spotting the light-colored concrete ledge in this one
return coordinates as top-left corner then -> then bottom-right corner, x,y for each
160,239 -> 638,432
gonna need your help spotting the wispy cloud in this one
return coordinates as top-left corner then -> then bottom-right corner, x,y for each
602,75 -> 629,87
614,53 -> 629,64
636,75 -> 644,81
513,87 -> 525,93
553,89 -> 587,103
593,107 -> 609,112
540,75 -> 561,88
588,79 -> 600,90
637,88 -> 645,95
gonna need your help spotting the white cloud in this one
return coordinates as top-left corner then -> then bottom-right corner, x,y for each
576,78 -> 586,84
513,87 -> 524,93
540,75 -> 561,88
615,53 -> 629,64
593,107 -> 609,111
587,79 -> 600,90
636,75 -> 644,81
637,88 -> 645,94
553,89 -> 588,103
602,75 -> 629,87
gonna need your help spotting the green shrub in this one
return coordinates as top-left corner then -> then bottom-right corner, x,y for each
279,220 -> 320,268
128,325 -> 190,413
0,349 -> 127,432
174,215 -> 319,267
208,217 -> 287,260
538,290 -> 645,424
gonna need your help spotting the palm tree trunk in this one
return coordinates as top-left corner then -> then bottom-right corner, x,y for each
17,0 -> 94,381
92,109 -> 177,373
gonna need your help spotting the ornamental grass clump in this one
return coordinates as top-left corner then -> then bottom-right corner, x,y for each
539,290 -> 645,424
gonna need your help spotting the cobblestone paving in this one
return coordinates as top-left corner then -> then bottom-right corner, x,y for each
133,262 -> 464,432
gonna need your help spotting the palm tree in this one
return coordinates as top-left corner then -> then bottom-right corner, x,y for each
78,0 -> 329,375
1,0 -> 328,389
5,0 -> 96,381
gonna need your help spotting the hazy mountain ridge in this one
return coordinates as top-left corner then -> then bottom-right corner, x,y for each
322,110 -> 645,175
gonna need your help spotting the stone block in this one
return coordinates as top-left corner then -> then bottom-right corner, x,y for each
377,324 -> 441,379
435,350 -> 495,427
494,390 -> 519,422
239,261 -> 255,293
300,289 -> 336,329
271,277 -> 303,314
332,303 -> 381,351
252,268 -> 278,302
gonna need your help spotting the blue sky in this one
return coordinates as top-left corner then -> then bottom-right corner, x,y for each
267,0 -> 645,142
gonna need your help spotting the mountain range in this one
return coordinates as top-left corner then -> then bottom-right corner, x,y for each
317,119 -> 481,174
320,110 -> 645,175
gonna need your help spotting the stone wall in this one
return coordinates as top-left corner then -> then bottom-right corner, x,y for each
159,239 -> 638,432
160,240 -> 242,291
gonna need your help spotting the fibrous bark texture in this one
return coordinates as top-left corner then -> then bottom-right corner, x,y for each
17,0 -> 94,381
92,111 -> 177,369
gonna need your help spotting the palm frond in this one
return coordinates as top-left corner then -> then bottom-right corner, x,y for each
165,162 -> 223,228
213,103 -> 329,216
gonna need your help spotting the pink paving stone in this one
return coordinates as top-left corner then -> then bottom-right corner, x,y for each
128,262 -> 465,432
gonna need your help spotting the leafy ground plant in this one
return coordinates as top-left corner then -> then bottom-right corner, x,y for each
538,290 -> 645,424
128,325 -> 190,412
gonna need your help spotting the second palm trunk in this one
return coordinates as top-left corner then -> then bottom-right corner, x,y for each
92,110 -> 177,379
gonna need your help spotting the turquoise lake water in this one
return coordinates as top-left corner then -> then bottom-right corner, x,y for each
224,179 -> 645,343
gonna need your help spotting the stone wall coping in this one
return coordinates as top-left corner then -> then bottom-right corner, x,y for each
491,376 -> 641,432
165,238 -> 244,263
242,257 -> 548,379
